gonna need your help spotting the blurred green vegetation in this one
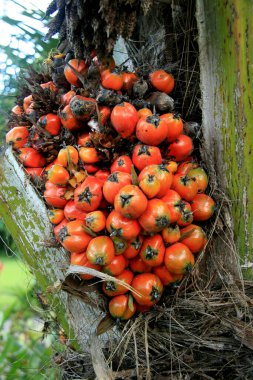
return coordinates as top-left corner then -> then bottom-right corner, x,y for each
0,97 -> 13,142
0,243 -> 63,379
0,254 -> 33,307
0,285 -> 60,379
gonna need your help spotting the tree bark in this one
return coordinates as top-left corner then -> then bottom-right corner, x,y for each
196,0 -> 253,279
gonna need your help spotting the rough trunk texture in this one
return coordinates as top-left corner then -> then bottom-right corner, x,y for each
196,0 -> 253,279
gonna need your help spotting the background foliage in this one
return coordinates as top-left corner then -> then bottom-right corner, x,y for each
0,0 -> 57,140
0,288 -> 60,379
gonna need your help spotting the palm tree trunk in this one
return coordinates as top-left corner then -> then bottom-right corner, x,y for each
197,0 -> 253,279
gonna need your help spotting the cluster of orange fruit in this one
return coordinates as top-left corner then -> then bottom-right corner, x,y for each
6,55 -> 215,320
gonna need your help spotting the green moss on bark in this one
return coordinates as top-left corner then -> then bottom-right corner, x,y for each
198,0 -> 253,277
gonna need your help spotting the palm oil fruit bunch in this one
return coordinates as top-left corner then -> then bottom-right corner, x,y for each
6,53 -> 215,321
